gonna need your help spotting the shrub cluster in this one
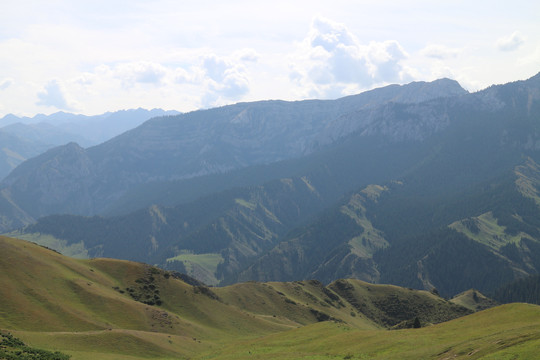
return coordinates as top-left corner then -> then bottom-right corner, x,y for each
0,332 -> 71,360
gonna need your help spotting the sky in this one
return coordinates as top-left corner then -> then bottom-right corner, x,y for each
1,0 -> 539,117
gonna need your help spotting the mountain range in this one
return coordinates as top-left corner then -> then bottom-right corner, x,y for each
2,73 -> 540,299
0,78 -> 465,220
0,108 -> 180,181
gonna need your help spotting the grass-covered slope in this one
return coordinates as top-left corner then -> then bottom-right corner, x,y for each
214,279 -> 378,330
0,236 -> 289,359
0,332 -> 70,360
450,289 -> 499,312
328,279 -> 472,328
1,235 -> 538,359
202,303 -> 540,359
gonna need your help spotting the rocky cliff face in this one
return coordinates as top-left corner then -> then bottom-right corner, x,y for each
310,79 -> 466,148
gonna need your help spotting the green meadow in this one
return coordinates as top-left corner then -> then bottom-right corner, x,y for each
1,236 -> 539,360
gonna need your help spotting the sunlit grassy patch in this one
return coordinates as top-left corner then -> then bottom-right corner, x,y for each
3,231 -> 88,258
449,212 -> 525,250
166,252 -> 223,285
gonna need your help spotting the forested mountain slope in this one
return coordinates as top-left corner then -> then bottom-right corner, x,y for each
5,73 -> 540,297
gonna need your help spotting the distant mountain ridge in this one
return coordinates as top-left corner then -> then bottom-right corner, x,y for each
0,78 -> 467,229
0,130 -> 51,182
0,108 -> 179,182
0,108 -> 181,146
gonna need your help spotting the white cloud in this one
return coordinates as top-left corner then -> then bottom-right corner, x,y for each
201,54 -> 251,107
234,48 -> 260,63
368,40 -> 409,83
0,78 -> 12,90
1,1 -> 539,117
421,44 -> 461,59
309,16 -> 356,51
203,55 -> 230,82
114,61 -> 168,85
65,52 -> 255,111
173,67 -> 202,84
36,80 -> 76,111
289,16 -> 410,98
497,31 -> 525,52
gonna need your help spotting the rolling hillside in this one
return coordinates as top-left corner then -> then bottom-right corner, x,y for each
201,303 -> 540,360
1,236 -> 539,359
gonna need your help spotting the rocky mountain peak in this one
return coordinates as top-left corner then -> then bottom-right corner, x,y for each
388,78 -> 467,104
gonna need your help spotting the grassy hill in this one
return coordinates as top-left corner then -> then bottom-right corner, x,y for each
450,289 -> 499,312
201,303 -> 540,359
1,235 -> 539,359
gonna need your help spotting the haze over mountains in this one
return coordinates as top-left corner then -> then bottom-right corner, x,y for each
0,108 -> 180,180
0,79 -> 466,224
2,73 -> 540,300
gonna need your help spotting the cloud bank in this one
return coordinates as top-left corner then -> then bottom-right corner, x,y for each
1,0 -> 538,117
201,54 -> 251,107
0,78 -> 12,90
497,31 -> 525,52
421,44 -> 461,59
63,50 -> 258,111
289,17 -> 411,98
